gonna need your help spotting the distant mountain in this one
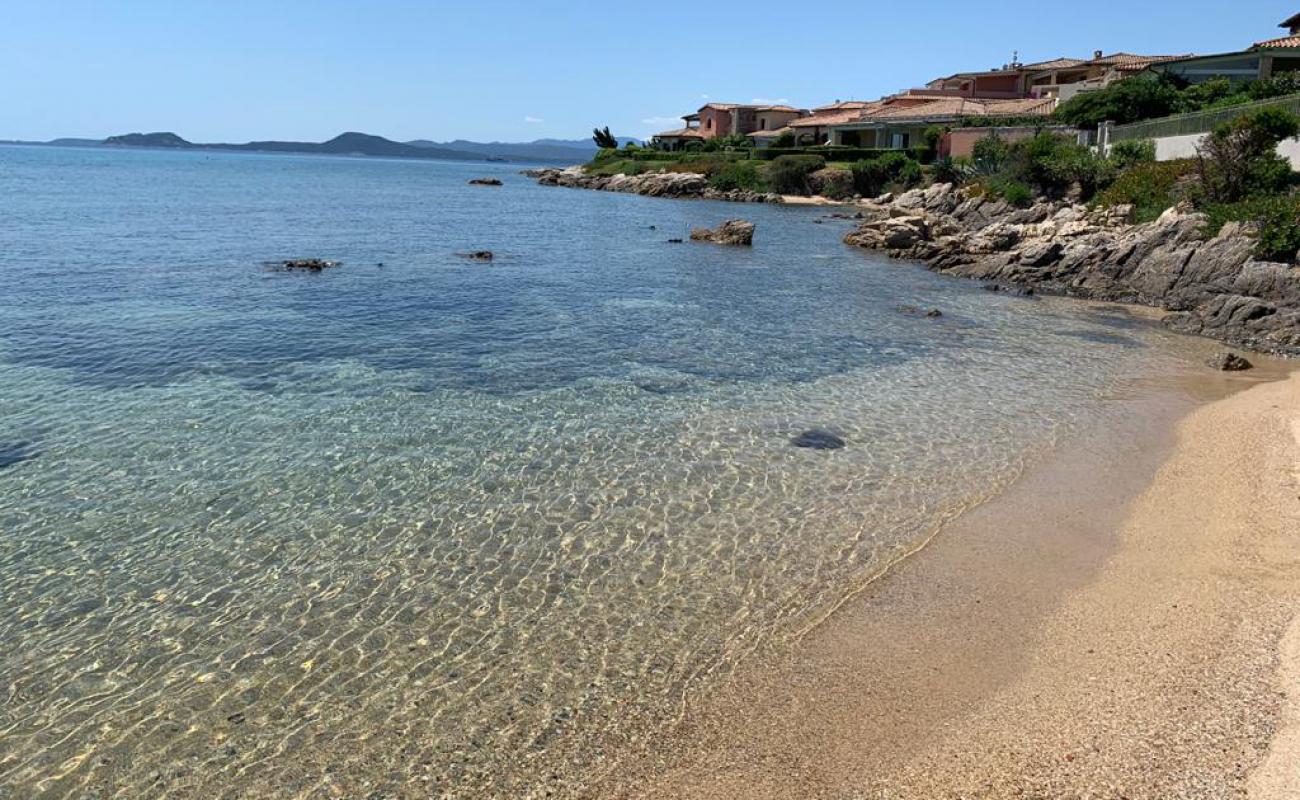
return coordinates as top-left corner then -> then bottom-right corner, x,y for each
9,131 -> 641,163
93,131 -> 610,163
405,137 -> 642,164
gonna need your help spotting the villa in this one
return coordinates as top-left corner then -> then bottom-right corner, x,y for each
1150,12 -> 1300,84
825,96 -> 1056,149
652,103 -> 806,149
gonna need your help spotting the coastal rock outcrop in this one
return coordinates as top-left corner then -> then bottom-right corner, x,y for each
532,167 -> 781,203
468,178 -> 503,186
269,258 -> 340,272
690,220 -> 755,246
842,183 -> 1300,355
1208,352 -> 1255,371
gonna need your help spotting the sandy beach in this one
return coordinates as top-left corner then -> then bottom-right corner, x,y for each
589,366 -> 1300,799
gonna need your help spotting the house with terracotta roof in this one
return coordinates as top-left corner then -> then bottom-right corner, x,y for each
925,52 -> 1191,105
825,97 -> 1057,149
784,101 -> 876,146
1149,13 -> 1300,84
652,102 -> 806,149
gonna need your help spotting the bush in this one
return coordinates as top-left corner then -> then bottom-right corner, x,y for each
1197,107 -> 1300,204
1054,76 -> 1185,128
972,132 -> 1011,175
984,176 -> 1033,206
850,151 -> 920,197
1203,194 -> 1300,261
708,160 -> 768,193
766,154 -> 826,195
807,167 -> 854,199
1109,139 -> 1156,170
773,130 -> 796,148
1096,159 -> 1197,222
933,156 -> 974,186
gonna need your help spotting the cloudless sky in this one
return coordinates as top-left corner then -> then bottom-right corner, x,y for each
0,1 -> 1289,143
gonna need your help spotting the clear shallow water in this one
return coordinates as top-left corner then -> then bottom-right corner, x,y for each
0,145 -> 1215,798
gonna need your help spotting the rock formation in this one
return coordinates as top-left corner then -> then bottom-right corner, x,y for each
842,183 -> 1300,355
690,220 -> 755,246
532,167 -> 781,204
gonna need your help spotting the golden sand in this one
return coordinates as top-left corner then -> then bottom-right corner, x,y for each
595,369 -> 1300,799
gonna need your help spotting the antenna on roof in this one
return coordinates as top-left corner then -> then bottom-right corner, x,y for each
1011,50 -> 1022,68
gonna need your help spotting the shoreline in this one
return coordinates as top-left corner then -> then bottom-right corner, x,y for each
587,364 -> 1300,798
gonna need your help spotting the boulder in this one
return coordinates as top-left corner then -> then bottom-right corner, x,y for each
1207,352 -> 1254,371
457,251 -> 495,261
690,220 -> 755,246
468,178 -> 503,186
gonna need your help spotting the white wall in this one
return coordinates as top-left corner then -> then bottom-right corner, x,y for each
1126,132 -> 1300,169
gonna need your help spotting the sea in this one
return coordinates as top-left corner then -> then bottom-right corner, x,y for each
0,144 -> 1219,798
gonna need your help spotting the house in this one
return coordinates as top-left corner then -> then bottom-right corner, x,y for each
785,101 -> 876,146
926,53 -> 1191,104
826,97 -> 1057,149
689,103 -> 804,139
651,113 -> 705,150
652,103 -> 806,149
1149,13 -> 1300,84
1039,52 -> 1193,101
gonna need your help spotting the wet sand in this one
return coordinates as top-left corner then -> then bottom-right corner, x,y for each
591,365 -> 1300,799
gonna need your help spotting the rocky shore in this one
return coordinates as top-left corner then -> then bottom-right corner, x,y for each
843,183 -> 1300,355
528,166 -> 782,204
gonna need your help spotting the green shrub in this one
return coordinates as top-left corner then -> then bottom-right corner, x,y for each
1203,194 -> 1300,261
972,132 -> 1011,175
709,160 -> 768,193
1096,159 -> 1197,222
1109,139 -> 1156,170
850,151 -> 920,196
933,156 -> 974,186
982,176 -> 1033,206
807,167 -> 854,199
773,130 -> 796,148
1054,76 -> 1186,128
766,154 -> 826,195
1197,107 -> 1300,204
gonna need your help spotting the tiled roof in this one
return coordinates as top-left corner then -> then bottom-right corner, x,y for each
1024,57 -> 1086,70
853,97 -> 1055,122
1254,35 -> 1300,49
755,105 -> 801,113
788,107 -> 876,127
751,127 -> 793,138
1086,52 -> 1193,71
811,100 -> 872,111
653,128 -> 704,138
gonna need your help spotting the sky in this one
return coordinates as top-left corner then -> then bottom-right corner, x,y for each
0,0 -> 1289,143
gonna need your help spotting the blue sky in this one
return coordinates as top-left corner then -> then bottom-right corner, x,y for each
0,0 -> 1289,142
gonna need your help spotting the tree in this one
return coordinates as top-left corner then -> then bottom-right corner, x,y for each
1053,76 -> 1183,129
592,126 -> 619,149
1197,107 -> 1300,204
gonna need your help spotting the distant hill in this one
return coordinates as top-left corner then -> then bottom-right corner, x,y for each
104,132 -> 192,148
8,131 -> 641,163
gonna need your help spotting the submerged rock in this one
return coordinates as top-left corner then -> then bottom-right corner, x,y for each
1207,351 -> 1254,371
0,440 -> 37,469
690,220 -> 755,246
791,430 -> 846,450
269,258 -> 340,272
468,178 -> 503,186
457,251 -> 495,262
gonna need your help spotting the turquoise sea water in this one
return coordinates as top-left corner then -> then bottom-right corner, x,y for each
0,145 -> 1215,798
